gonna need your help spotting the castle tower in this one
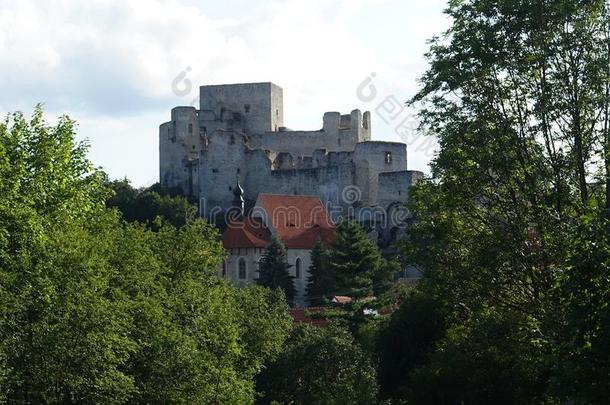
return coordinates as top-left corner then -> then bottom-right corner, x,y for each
199,82 -> 284,133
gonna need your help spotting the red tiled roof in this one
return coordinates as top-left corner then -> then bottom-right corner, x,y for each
222,194 -> 335,250
288,307 -> 329,327
256,194 -> 335,249
222,217 -> 271,249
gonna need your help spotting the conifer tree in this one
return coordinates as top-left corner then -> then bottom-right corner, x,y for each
257,237 -> 296,305
305,239 -> 332,306
327,220 -> 383,299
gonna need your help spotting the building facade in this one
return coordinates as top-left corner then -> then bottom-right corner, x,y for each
220,193 -> 335,306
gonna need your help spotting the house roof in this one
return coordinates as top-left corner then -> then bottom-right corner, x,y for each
331,295 -> 353,304
222,217 -> 271,249
255,194 -> 335,249
222,194 -> 335,250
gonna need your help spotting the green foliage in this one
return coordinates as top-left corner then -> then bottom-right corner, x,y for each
305,238 -> 332,306
0,108 -> 134,403
106,179 -> 194,228
122,266 -> 291,404
327,220 -> 385,299
0,108 -> 292,403
257,237 -> 296,306
408,310 -> 551,405
1,215 -> 138,403
255,325 -> 378,405
555,216 -> 610,403
373,258 -> 400,297
377,293 -> 447,401
305,222 -> 395,347
392,0 -> 610,403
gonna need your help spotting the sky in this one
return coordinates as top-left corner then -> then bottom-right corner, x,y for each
0,0 -> 450,187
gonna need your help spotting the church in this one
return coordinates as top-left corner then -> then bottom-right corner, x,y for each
220,181 -> 335,306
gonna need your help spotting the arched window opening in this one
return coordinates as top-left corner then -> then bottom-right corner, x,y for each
238,258 -> 247,280
255,258 -> 261,279
295,258 -> 302,279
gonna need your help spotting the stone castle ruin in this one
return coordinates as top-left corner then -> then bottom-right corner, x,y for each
159,82 -> 423,243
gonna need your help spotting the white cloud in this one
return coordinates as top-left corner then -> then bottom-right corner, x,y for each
0,0 -> 449,186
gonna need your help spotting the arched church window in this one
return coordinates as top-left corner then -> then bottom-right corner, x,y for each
238,258 -> 247,279
255,258 -> 261,279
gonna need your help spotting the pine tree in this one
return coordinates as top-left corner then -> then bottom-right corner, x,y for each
305,239 -> 332,306
257,237 -> 296,306
327,220 -> 383,299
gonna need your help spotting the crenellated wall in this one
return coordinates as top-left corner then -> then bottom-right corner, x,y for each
247,108 -> 370,158
159,106 -> 200,195
353,141 -> 409,206
194,128 -> 356,215
159,82 -> 421,222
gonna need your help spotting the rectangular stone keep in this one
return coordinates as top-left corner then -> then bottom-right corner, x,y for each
199,82 -> 284,134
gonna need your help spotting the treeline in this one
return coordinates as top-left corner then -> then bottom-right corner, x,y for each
0,109 -> 291,403
4,0 -> 610,403
0,108 -> 386,404
105,180 -> 194,228
378,0 -> 610,404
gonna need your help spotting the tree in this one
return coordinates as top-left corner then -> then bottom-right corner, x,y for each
554,216 -> 610,403
327,220 -> 384,299
372,258 -> 400,297
377,293 -> 447,401
0,107 -> 293,403
257,237 -> 296,306
106,179 -> 194,228
0,108 -> 134,402
256,325 -> 378,405
408,310 -> 550,405
400,0 -> 610,403
305,238 -> 332,306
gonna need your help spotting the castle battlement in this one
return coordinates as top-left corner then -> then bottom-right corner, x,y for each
159,82 -> 422,232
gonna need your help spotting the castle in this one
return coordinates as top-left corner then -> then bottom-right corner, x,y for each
159,82 -> 423,243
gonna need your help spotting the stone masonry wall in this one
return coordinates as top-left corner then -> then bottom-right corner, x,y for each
220,247 -> 312,306
199,82 -> 284,134
159,82 -> 423,221
378,170 -> 424,209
